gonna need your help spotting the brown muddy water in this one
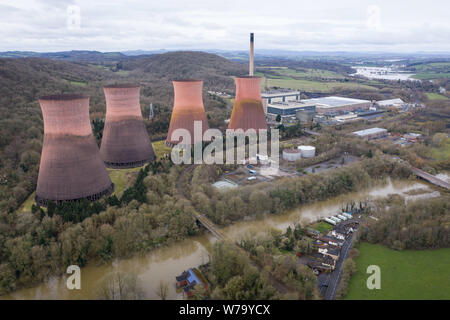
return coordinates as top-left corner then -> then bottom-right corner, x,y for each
1,178 -> 439,300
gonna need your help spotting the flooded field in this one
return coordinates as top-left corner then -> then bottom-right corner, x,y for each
352,67 -> 416,81
1,178 -> 437,300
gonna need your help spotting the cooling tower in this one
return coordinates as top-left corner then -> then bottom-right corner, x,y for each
228,76 -> 267,132
36,94 -> 113,206
100,85 -> 155,168
166,80 -> 210,146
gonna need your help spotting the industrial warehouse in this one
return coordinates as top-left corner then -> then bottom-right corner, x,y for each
264,90 -> 407,125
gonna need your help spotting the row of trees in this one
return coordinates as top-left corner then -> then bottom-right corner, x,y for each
359,195 -> 450,250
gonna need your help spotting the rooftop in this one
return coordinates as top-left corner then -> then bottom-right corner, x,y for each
376,98 -> 404,106
262,90 -> 301,98
212,179 -> 238,189
353,127 -> 387,136
303,96 -> 371,109
267,100 -> 316,110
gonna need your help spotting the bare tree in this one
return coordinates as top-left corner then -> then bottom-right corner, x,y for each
156,280 -> 169,300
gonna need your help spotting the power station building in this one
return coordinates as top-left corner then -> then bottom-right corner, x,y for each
36,94 -> 113,206
166,80 -> 210,146
228,76 -> 267,133
266,100 -> 316,118
262,90 -> 301,114
306,96 -> 371,114
100,84 -> 155,168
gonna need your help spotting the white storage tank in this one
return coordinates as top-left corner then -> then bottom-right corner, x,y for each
298,145 -> 316,158
282,149 -> 302,161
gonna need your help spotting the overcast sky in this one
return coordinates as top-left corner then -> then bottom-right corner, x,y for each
0,0 -> 449,52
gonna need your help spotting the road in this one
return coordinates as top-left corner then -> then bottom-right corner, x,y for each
324,233 -> 355,300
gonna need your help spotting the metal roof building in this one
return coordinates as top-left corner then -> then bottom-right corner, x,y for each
376,98 -> 404,108
303,96 -> 372,114
352,127 -> 388,140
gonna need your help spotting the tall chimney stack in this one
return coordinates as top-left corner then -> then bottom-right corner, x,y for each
249,33 -> 254,76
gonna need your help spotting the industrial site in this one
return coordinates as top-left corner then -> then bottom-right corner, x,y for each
0,0 -> 448,309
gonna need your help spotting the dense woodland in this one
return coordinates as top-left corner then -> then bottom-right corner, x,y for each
359,195 -> 449,250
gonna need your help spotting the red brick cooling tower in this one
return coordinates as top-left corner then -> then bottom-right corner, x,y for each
228,76 -> 267,132
100,85 -> 155,168
35,95 -> 113,206
166,80 -> 210,145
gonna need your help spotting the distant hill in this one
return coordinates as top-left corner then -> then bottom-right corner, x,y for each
122,51 -> 247,90
0,50 -> 127,63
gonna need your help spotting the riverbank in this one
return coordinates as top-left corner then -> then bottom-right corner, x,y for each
0,177 -> 435,300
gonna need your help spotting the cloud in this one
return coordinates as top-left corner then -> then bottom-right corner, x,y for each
0,0 -> 448,52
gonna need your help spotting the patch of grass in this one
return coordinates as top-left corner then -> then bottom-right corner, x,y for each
345,242 -> 450,300
18,191 -> 36,213
273,67 -> 346,80
108,167 -> 142,197
425,92 -> 449,100
413,73 -> 450,80
411,62 -> 450,80
69,81 -> 87,87
311,221 -> 333,234
263,78 -> 377,93
431,138 -> 450,161
152,140 -> 172,160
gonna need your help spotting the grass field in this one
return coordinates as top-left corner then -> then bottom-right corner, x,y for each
258,67 -> 378,92
345,243 -> 450,300
18,191 -> 36,213
152,140 -> 172,159
108,167 -> 141,197
263,78 -> 377,93
425,92 -> 449,100
68,80 -> 87,87
270,67 -> 346,80
411,62 -> 450,80
311,221 -> 333,234
431,138 -> 450,161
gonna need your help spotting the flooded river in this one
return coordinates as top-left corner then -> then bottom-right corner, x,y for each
1,178 -> 438,300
